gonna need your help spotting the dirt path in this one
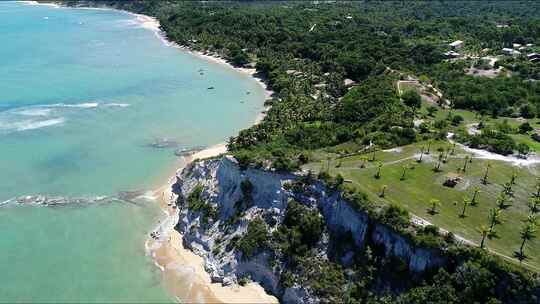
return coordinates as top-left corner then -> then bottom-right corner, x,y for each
448,132 -> 540,167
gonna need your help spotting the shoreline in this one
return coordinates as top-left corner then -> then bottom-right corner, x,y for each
147,145 -> 277,303
17,1 -> 275,302
123,10 -> 277,304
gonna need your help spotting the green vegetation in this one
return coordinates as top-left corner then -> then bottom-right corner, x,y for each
236,217 -> 268,258
273,200 -> 324,264
186,184 -> 217,224
304,142 -> 540,269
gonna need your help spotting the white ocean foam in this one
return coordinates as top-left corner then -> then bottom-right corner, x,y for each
16,118 -> 65,131
103,103 -> 130,108
46,102 -> 99,109
15,108 -> 51,116
17,1 -> 61,8
0,117 -> 64,132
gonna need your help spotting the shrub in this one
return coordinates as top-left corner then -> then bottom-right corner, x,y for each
402,90 -> 422,109
186,184 -> 218,223
236,218 -> 269,258
380,204 -> 411,231
518,122 -> 533,134
273,200 -> 324,260
451,115 -> 464,126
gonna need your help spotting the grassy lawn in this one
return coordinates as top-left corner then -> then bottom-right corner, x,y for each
397,81 -> 420,94
304,141 -> 540,270
418,100 -> 540,153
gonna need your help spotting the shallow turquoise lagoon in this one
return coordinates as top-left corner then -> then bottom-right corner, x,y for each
0,2 -> 265,302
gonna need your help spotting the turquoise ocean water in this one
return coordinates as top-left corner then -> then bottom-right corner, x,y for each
0,2 -> 265,302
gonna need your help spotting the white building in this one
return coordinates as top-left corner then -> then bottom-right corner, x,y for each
443,51 -> 461,58
449,40 -> 463,49
502,48 -> 521,56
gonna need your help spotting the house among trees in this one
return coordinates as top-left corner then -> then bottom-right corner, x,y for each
449,40 -> 463,49
343,78 -> 356,87
527,53 -> 540,62
502,48 -> 520,56
443,50 -> 461,58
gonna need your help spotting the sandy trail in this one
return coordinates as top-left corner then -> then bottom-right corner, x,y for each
447,132 -> 540,167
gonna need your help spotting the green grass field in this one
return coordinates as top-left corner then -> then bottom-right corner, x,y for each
418,100 -> 540,153
304,141 -> 540,270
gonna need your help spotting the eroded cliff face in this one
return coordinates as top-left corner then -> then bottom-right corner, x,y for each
172,156 -> 447,303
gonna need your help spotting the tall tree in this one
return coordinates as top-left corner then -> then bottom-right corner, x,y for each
487,208 -> 503,238
374,161 -> 383,179
434,152 -> 444,172
471,186 -> 481,206
482,162 -> 492,185
496,193 -> 512,210
479,225 -> 489,248
460,196 -> 472,218
515,222 -> 537,262
428,198 -> 441,215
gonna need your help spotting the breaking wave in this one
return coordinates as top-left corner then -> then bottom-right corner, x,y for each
103,103 -> 130,108
0,117 -> 65,132
15,108 -> 52,116
0,102 -> 130,134
0,194 -> 113,208
1,188 -> 154,208
46,102 -> 99,108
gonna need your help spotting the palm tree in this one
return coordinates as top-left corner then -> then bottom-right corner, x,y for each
502,182 -> 514,197
479,225 -> 489,248
379,185 -> 387,198
528,197 -> 540,214
510,171 -> 517,185
460,196 -> 472,218
462,155 -> 469,172
400,165 -> 408,181
471,186 -> 481,206
496,193 -> 511,210
525,214 -> 538,226
370,146 -> 378,162
374,161 -> 383,179
428,198 -> 441,215
359,156 -> 368,168
481,162 -> 492,185
487,208 -> 502,238
443,148 -> 450,163
515,222 -> 537,262
417,146 -> 424,163
434,152 -> 444,172
533,180 -> 540,198
450,143 -> 456,155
